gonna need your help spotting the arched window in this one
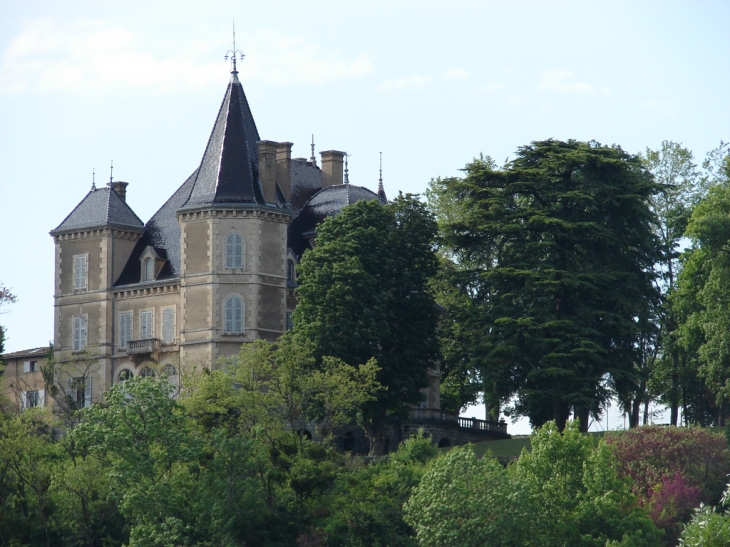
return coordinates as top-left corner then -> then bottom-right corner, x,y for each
140,367 -> 156,378
286,259 -> 295,283
143,257 -> 154,281
118,369 -> 133,383
225,232 -> 243,269
224,295 -> 244,334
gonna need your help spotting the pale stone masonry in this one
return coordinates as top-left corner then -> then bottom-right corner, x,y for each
2,66 -> 508,450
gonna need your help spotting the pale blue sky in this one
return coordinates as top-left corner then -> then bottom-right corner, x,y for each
1,1 -> 728,431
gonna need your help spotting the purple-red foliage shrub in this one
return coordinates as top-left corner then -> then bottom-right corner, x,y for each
607,426 -> 730,545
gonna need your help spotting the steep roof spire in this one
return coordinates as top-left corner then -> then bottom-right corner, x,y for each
310,134 -> 317,166
377,152 -> 387,202
183,47 -> 264,208
344,153 -> 350,184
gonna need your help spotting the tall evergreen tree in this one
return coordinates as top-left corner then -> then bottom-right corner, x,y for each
435,140 -> 662,430
294,194 -> 440,455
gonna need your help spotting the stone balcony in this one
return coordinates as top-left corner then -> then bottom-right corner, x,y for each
408,408 -> 508,434
126,338 -> 160,363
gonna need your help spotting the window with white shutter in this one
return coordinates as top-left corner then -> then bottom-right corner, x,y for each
162,307 -> 175,344
73,315 -> 87,351
73,254 -> 88,290
119,312 -> 132,349
140,310 -> 154,339
225,232 -> 243,269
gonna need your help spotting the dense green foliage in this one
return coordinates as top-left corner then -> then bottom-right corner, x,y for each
431,140 -> 662,429
294,194 -> 440,454
406,421 -> 661,547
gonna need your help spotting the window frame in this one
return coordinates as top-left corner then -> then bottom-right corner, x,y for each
73,254 -> 88,291
225,232 -> 244,270
161,307 -> 175,344
224,295 -> 244,334
143,257 -> 154,281
139,309 -> 154,340
287,259 -> 296,283
73,314 -> 88,352
119,312 -> 132,349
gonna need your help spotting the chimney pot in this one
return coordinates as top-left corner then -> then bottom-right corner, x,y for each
111,181 -> 129,202
320,150 -> 345,188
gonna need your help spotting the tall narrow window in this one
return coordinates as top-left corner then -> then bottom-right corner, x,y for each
143,258 -> 154,281
73,254 -> 88,290
225,232 -> 243,269
140,310 -> 154,339
66,377 -> 91,408
224,295 -> 243,334
286,312 -> 293,331
73,315 -> 87,351
287,260 -> 296,283
119,312 -> 132,349
162,307 -> 175,344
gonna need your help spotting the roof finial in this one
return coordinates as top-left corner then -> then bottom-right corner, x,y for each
379,152 -> 383,187
91,168 -> 96,191
310,134 -> 317,166
109,160 -> 114,183
377,152 -> 387,202
344,153 -> 350,184
224,19 -> 245,75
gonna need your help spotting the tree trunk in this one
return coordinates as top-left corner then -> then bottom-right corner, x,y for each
553,398 -> 570,431
643,399 -> 649,425
670,351 -> 680,426
574,406 -> 590,433
363,418 -> 387,456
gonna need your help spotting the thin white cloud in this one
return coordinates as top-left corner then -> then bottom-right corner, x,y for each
507,95 -> 529,107
538,69 -> 609,96
443,67 -> 468,80
0,18 -> 376,96
479,83 -> 509,93
377,74 -> 433,92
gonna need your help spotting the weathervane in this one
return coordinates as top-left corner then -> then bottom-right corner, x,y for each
310,134 -> 317,166
91,168 -> 96,191
109,160 -> 114,183
224,20 -> 245,74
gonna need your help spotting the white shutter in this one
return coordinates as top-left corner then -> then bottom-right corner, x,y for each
38,389 -> 45,407
20,391 -> 27,410
120,313 -> 131,348
23,361 -> 30,373
162,308 -> 175,344
140,310 -> 154,338
84,378 -> 92,408
73,255 -> 88,290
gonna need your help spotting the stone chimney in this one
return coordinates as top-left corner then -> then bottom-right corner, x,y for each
257,140 -> 278,203
111,181 -> 129,202
320,150 -> 345,188
276,142 -> 293,203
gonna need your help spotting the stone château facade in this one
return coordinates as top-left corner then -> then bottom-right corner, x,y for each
1,63 -> 508,450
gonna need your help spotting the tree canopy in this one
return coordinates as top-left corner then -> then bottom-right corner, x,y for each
431,140 -> 662,430
293,193 -> 440,454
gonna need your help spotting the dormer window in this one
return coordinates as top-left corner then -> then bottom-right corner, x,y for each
143,258 -> 154,281
139,246 -> 165,283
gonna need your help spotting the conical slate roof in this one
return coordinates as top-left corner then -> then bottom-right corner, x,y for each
183,71 -> 265,208
52,185 -> 144,234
